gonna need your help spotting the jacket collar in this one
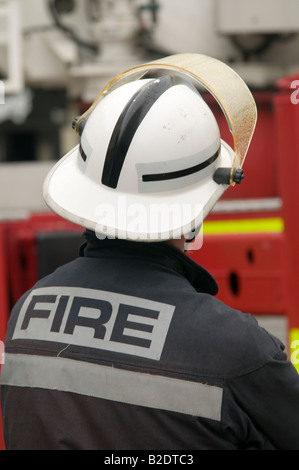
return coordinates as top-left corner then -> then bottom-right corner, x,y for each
80,231 -> 218,296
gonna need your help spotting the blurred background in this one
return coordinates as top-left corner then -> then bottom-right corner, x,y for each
1,0 -> 299,364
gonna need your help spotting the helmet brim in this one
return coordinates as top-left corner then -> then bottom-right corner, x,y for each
43,140 -> 234,242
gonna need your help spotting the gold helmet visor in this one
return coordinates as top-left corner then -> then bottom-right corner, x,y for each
74,53 -> 257,186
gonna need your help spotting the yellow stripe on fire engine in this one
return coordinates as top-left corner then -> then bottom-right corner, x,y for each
203,217 -> 284,235
290,329 -> 299,373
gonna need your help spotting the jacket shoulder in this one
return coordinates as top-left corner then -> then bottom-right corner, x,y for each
174,292 -> 286,378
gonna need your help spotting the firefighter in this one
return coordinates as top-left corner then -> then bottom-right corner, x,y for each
1,55 -> 299,450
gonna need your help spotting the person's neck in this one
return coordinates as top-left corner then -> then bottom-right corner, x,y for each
166,238 -> 185,252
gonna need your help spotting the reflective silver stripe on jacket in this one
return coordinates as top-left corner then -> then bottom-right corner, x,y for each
1,353 -> 223,421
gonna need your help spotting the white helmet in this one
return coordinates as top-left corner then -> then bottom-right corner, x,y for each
43,54 -> 257,242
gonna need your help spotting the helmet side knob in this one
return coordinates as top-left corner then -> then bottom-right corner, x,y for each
213,167 -> 244,185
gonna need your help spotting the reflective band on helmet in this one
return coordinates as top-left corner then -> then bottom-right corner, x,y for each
136,139 -> 220,193
79,144 -> 87,162
79,131 -> 93,163
142,147 -> 220,182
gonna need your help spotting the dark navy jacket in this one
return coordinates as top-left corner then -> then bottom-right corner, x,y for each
1,234 -> 299,450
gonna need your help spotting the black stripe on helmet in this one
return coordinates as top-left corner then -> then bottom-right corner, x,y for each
101,74 -> 194,189
79,143 -> 87,162
142,147 -> 221,183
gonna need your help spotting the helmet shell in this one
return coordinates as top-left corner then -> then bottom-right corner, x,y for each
44,75 -> 234,241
